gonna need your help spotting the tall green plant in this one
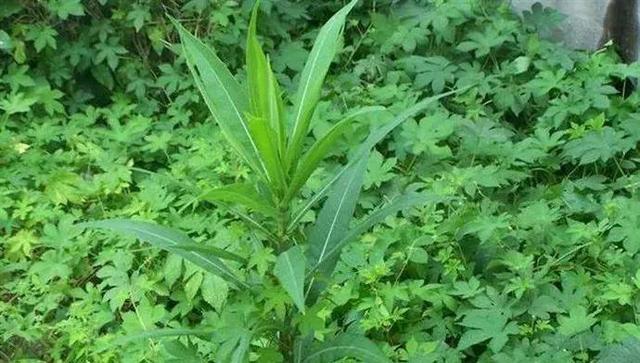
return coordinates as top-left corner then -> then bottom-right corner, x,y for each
79,1 -> 462,360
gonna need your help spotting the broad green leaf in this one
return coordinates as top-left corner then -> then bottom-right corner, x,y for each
306,154 -> 368,271
303,333 -> 390,363
285,106 -> 385,202
310,191 -> 440,276
273,246 -> 306,313
457,308 -> 519,352
246,3 -> 286,155
201,274 -> 229,311
170,18 -> 267,178
79,219 -> 249,289
199,183 -> 277,217
557,306 -> 598,337
286,0 -> 358,172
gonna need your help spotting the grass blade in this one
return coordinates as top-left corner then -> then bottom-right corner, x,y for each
78,219 -> 249,289
302,333 -> 391,363
273,246 -> 306,313
286,0 -> 358,172
170,17 -> 267,178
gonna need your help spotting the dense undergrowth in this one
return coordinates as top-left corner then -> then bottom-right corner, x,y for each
3,0 -> 640,361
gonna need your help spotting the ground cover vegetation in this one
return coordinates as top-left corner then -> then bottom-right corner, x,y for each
3,0 -> 640,361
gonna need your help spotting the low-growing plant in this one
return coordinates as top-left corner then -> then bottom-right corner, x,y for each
78,1 -> 461,360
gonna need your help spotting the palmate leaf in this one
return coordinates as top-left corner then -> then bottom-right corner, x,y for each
78,219 -> 249,289
273,246 -> 306,313
170,17 -> 268,179
285,0 -> 358,172
302,333 -> 391,363
351,88 -> 464,161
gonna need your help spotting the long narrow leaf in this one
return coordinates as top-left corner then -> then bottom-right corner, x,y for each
246,5 -> 287,187
306,154 -> 368,271
310,192 -> 443,276
170,18 -> 267,178
273,246 -> 306,313
351,88 -> 465,162
79,219 -> 249,289
173,243 -> 247,264
286,0 -> 358,172
285,106 -> 384,202
247,115 -> 287,192
302,333 -> 391,363
287,165 -> 348,233
246,3 -> 271,120
199,183 -> 277,217
287,88 -> 464,232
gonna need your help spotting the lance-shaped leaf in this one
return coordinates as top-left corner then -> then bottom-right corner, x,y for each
170,17 -> 267,178
273,246 -> 306,313
310,191 -> 443,276
286,0 -> 358,172
199,183 -> 277,217
173,243 -> 247,264
287,88 -> 462,232
247,115 -> 286,192
306,154 -> 368,272
302,333 -> 391,363
285,106 -> 384,202
78,219 -> 249,289
246,3 -> 286,154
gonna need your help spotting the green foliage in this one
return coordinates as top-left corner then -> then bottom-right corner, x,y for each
5,0 -> 640,361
